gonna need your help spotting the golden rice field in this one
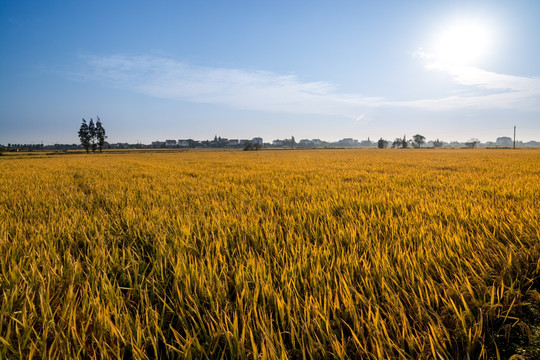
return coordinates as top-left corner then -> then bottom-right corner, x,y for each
1,148 -> 539,359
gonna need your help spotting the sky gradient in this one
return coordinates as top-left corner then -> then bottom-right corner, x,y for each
1,0 -> 539,144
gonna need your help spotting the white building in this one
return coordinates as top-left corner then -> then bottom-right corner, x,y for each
496,137 -> 513,147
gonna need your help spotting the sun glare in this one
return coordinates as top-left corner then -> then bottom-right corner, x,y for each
433,20 -> 493,65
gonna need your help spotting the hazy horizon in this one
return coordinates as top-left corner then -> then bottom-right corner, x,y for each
1,1 -> 539,144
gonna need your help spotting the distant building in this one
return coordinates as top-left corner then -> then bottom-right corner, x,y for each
496,136 -> 513,147
251,137 -> 263,146
273,140 -> 284,146
465,138 -> 480,149
524,140 -> 540,147
359,138 -> 374,147
338,138 -> 359,147
165,140 -> 177,148
228,139 -> 240,146
178,140 -> 190,147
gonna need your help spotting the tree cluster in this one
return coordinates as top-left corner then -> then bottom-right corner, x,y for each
243,141 -> 261,151
380,134 -> 427,149
392,135 -> 409,148
78,117 -> 106,153
433,139 -> 443,148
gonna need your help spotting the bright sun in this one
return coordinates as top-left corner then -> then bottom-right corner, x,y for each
433,20 -> 492,65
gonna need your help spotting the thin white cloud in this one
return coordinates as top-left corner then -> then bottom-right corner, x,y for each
414,50 -> 540,110
75,54 -> 540,116
76,55 -> 383,118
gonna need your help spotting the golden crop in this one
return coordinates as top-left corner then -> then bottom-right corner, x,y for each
1,149 -> 539,359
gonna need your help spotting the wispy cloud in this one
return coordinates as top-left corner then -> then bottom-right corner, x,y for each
74,54 -> 540,116
413,50 -> 540,111
75,55 -> 383,118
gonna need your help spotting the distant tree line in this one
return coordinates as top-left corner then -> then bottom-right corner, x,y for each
377,134 -> 426,149
376,135 -> 484,149
78,117 -> 106,153
0,143 -> 84,152
1,143 -> 44,151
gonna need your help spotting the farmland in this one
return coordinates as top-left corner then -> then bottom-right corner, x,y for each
1,149 -> 539,359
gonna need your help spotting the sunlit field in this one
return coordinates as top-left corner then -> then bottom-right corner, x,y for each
1,149 -> 539,359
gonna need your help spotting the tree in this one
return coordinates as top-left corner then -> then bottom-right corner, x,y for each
402,135 -> 408,148
412,134 -> 426,148
392,138 -> 402,148
78,118 -> 91,153
88,118 -> 97,153
243,141 -> 261,151
291,136 -> 295,149
377,138 -> 388,149
95,117 -> 107,152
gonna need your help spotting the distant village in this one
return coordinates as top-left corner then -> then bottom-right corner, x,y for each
132,136 -> 540,150
2,135 -> 540,152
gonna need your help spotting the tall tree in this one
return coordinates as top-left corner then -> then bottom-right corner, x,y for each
78,118 -> 91,153
412,134 -> 426,148
88,118 -> 97,153
377,138 -> 388,149
401,135 -> 408,148
95,117 -> 107,152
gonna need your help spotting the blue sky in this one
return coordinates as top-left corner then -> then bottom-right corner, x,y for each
1,0 -> 539,144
